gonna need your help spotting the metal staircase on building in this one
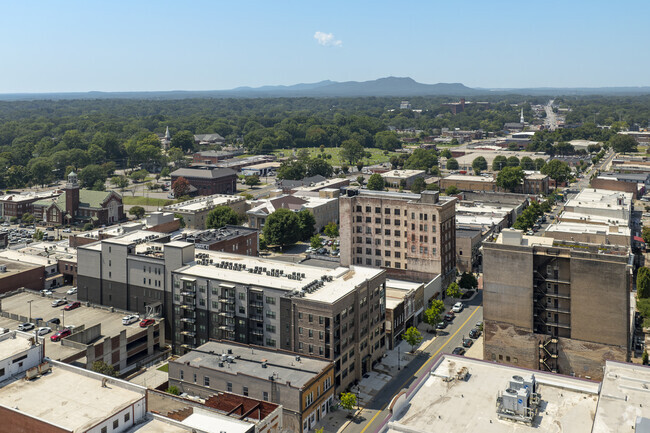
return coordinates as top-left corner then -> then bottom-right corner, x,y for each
539,337 -> 558,373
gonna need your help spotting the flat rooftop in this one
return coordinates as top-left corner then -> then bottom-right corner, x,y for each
566,188 -> 633,210
456,214 -> 505,228
129,418 -> 190,433
0,292 -> 155,361
0,331 -> 35,360
176,341 -> 332,389
103,230 -> 168,245
444,174 -> 495,183
381,169 -> 426,178
0,363 -> 145,432
388,355 -> 600,433
0,255 -> 42,274
176,251 -> 384,303
164,194 -> 245,213
545,221 -> 631,237
592,361 -> 650,433
558,211 -> 628,226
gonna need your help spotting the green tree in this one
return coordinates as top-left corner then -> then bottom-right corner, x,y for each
424,299 -> 445,330
445,185 -> 460,195
472,156 -> 488,174
324,222 -> 339,238
206,206 -> 239,229
638,267 -> 650,299
168,147 -> 186,167
340,392 -> 357,415
458,272 -> 478,290
404,148 -> 438,171
541,159 -> 571,184
125,132 -> 163,170
277,160 -> 306,180
171,130 -> 196,152
446,282 -> 462,299
410,177 -> 426,194
130,169 -> 148,183
111,175 -> 129,191
21,213 -> 34,224
28,158 -> 54,187
244,174 -> 260,187
534,158 -> 546,170
643,350 -> 649,366
496,166 -> 524,192
171,176 -> 191,198
642,226 -> 650,245
340,139 -> 365,164
262,208 -> 301,250
310,234 -> 323,249
297,209 -> 316,241
367,173 -> 385,191
83,222 -> 94,231
78,164 -> 107,190
492,155 -> 508,171
160,167 -> 171,178
374,131 -> 401,151
440,148 -> 452,159
520,156 -> 535,170
91,360 -> 117,377
609,134 -> 637,153
166,386 -> 180,395
403,326 -> 423,352
446,158 -> 459,170
306,158 -> 333,178
129,206 -> 146,219
506,156 -> 520,167
33,229 -> 44,241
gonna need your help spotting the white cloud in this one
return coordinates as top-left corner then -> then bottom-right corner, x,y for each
314,31 -> 342,47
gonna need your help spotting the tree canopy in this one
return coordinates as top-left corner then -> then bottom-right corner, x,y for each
496,166 -> 524,192
472,156 -> 488,174
367,173 -> 385,191
541,159 -> 571,184
206,206 -> 239,229
262,208 -> 301,249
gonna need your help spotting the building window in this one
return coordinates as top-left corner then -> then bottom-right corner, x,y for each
309,314 -> 313,322
204,376 -> 210,386
263,391 -> 269,401
227,382 -> 232,392
266,311 -> 276,318
239,292 -> 246,300
266,296 -> 276,305
243,386 -> 249,396
113,420 -> 119,429
309,329 -> 313,337
180,370 -> 184,380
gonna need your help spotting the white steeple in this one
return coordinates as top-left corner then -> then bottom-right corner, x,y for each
164,126 -> 171,141
520,108 -> 525,124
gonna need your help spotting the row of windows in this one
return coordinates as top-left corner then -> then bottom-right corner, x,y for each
353,205 -> 438,222
356,257 -> 406,269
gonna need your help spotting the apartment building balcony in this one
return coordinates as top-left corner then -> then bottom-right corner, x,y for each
251,329 -> 264,337
182,286 -> 196,293
181,304 -> 196,311
249,300 -> 264,308
180,317 -> 196,324
545,306 -> 571,314
181,331 -> 196,337
180,291 -> 195,297
219,297 -> 235,304
250,314 -> 264,322
219,324 -> 235,331
219,311 -> 235,318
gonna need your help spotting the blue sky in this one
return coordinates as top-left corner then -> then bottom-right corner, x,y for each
0,0 -> 648,93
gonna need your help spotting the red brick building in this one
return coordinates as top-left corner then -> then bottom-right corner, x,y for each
171,167 -> 238,196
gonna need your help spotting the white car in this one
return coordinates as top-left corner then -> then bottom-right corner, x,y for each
37,326 -> 52,336
122,315 -> 140,325
452,302 -> 464,313
42,289 -> 53,296
51,299 -> 67,307
62,228 -> 71,233
66,287 -> 77,295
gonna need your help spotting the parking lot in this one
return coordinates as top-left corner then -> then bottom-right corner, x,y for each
0,291 -> 155,361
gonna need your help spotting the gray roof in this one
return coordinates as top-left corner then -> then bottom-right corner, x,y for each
171,167 -> 237,180
175,341 -> 332,389
194,133 -> 225,142
600,172 -> 650,182
276,175 -> 327,189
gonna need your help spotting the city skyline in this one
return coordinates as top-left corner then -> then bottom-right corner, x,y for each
1,0 -> 649,93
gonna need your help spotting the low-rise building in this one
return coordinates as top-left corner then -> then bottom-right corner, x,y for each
247,194 -> 338,233
192,149 -> 243,165
591,172 -> 649,197
171,167 -> 238,196
164,194 -> 248,229
380,170 -> 427,189
0,190 -> 61,220
384,279 -> 424,349
241,162 -> 282,177
0,256 -> 44,293
440,173 -> 549,195
175,226 -> 258,256
169,341 -> 334,433
0,241 -> 77,288
216,156 -> 276,172
455,228 -> 483,273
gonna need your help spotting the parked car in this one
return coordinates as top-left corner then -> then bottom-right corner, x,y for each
476,321 -> 483,329
462,338 -> 474,348
443,313 -> 454,322
18,323 -> 34,331
63,301 -> 81,311
37,326 -> 52,336
51,299 -> 67,307
46,227 -> 54,231
47,318 -> 61,325
50,328 -> 72,342
42,289 -> 53,296
451,347 -> 466,356
122,315 -> 140,325
139,318 -> 155,328
436,321 -> 448,330
66,287 -> 77,295
452,302 -> 464,313
62,228 -> 71,233
469,328 -> 481,339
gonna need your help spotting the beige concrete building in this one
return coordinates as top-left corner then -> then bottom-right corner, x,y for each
164,194 -> 248,229
380,170 -> 427,189
339,190 -> 456,283
482,229 -> 632,380
247,193 -> 338,233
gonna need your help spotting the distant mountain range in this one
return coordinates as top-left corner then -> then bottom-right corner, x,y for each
2,77 -> 650,100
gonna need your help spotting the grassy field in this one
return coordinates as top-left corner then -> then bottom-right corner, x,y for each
157,363 -> 169,372
123,196 -> 176,207
273,147 -> 399,166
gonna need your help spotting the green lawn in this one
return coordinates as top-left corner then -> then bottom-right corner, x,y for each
157,363 -> 169,372
273,147 -> 399,166
123,196 -> 176,207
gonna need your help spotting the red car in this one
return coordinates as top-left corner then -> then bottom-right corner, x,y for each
50,328 -> 72,342
63,301 -> 81,311
139,318 -> 155,328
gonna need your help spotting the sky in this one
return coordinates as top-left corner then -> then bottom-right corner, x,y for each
0,0 -> 648,93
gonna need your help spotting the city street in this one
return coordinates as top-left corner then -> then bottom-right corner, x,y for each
342,293 -> 483,433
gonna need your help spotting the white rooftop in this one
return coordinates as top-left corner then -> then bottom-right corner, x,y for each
545,221 -> 631,237
592,361 -> 650,433
0,331 -> 35,361
387,355 -> 600,433
456,214 -> 505,228
381,169 -> 426,178
103,230 -> 167,245
164,194 -> 245,213
444,174 -> 494,183
176,251 -> 384,303
566,188 -> 633,211
0,363 -> 145,432
182,410 -> 253,433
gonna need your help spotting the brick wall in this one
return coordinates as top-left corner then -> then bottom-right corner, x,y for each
0,406 -> 70,433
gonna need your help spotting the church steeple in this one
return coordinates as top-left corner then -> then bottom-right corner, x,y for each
520,108 -> 525,124
165,126 -> 171,141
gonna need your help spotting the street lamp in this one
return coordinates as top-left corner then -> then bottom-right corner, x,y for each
397,345 -> 401,371
27,300 -> 33,322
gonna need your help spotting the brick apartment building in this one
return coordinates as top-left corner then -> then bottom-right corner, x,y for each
176,225 -> 258,256
339,190 -> 456,283
482,229 -> 632,380
171,167 -> 238,196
